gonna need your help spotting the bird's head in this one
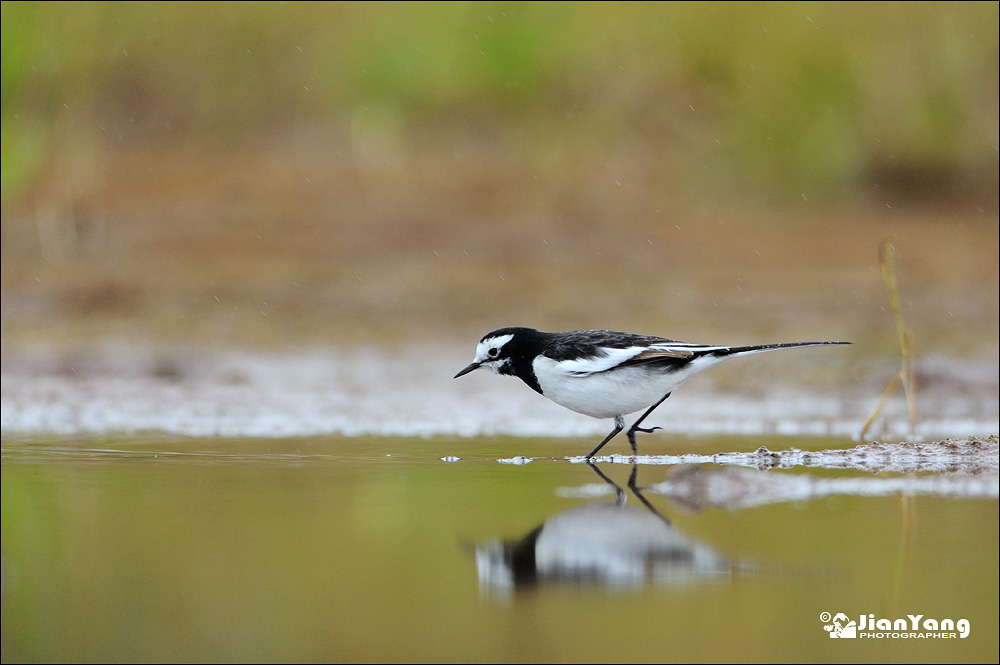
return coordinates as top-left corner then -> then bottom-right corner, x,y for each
454,328 -> 529,378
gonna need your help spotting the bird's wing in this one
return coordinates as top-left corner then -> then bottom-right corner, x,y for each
627,345 -> 697,361
619,343 -> 734,367
554,343 -> 725,376
553,345 -> 655,375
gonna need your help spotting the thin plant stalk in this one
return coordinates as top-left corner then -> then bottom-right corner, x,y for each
860,240 -> 917,441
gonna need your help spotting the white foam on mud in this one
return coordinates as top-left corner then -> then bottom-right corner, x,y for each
2,345 -> 997,439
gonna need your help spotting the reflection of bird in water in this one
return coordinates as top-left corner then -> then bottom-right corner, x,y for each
475,464 -> 736,594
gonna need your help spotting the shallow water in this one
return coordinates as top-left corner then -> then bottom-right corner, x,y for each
2,435 -> 997,662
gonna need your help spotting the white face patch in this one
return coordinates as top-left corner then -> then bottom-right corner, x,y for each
473,333 -> 515,373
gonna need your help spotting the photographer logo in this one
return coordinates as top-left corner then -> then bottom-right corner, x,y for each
820,612 -> 970,639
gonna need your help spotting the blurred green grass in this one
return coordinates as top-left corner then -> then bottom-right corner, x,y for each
2,1 -> 997,203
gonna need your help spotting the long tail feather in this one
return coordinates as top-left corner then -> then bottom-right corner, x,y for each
715,341 -> 851,358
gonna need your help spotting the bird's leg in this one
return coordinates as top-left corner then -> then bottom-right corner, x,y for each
626,392 -> 671,454
585,460 -> 627,505
585,414 -> 625,459
626,462 -> 671,525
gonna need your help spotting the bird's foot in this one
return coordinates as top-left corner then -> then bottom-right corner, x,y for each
625,425 -> 661,455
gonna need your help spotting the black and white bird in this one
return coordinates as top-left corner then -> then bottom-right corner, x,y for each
454,327 -> 849,458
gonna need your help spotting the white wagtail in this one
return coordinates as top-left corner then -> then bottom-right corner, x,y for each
454,327 -> 850,458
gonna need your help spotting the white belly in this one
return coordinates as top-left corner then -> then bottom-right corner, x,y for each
532,356 -> 720,419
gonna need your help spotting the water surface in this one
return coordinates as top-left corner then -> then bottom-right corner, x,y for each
2,435 -> 997,662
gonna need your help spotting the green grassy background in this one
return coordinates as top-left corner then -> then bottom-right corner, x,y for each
4,1 -> 997,202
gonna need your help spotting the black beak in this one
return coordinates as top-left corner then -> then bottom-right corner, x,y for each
454,362 -> 481,378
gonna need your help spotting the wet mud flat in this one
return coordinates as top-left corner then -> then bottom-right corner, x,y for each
552,437 -> 1000,510
580,437 -> 1000,474
2,343 -> 997,441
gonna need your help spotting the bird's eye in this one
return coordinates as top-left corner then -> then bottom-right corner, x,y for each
488,348 -> 499,357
